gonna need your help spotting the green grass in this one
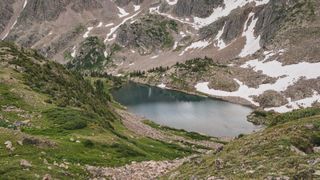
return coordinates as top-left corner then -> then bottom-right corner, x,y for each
249,108 -> 320,126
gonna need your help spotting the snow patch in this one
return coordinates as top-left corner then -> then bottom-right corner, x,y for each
179,40 -> 211,56
71,46 -> 77,58
173,41 -> 178,50
133,5 -> 140,11
151,55 -> 159,59
105,23 -> 114,27
165,0 -> 178,5
157,83 -> 166,89
239,13 -> 261,57
104,51 -> 108,57
96,22 -> 103,28
193,0 -> 270,29
83,27 -> 93,38
214,23 -> 227,50
117,7 -> 129,18
180,31 -> 187,37
23,0 -> 28,9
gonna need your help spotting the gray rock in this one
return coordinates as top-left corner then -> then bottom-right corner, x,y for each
4,140 -> 14,151
20,159 -> 32,168
290,145 -> 306,156
215,158 -> 224,169
42,174 -> 52,180
254,90 -> 288,108
174,0 -> 223,18
115,0 -> 144,7
313,146 -> 320,153
0,0 -> 14,34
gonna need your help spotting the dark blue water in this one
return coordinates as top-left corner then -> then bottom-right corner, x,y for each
112,82 -> 259,137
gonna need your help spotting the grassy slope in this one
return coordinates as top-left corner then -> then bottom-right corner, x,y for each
0,42 -> 193,179
166,108 -> 320,179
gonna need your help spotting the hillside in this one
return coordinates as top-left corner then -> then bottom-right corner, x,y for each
0,42 -> 223,179
165,108 -> 320,179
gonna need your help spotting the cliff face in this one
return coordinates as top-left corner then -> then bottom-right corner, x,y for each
115,0 -> 144,7
174,0 -> 224,18
0,0 -> 14,34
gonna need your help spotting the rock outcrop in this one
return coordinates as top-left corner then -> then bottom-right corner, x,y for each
116,14 -> 178,54
0,0 -> 14,34
174,0 -> 223,18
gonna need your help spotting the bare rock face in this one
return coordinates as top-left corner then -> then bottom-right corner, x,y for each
174,0 -> 223,18
0,0 -> 14,34
254,90 -> 288,108
115,0 -> 144,7
71,0 -> 102,12
199,4 -> 253,43
254,0 -> 291,46
38,25 -> 85,58
19,0 -> 70,23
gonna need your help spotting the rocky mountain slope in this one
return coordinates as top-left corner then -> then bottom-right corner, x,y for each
1,0 -> 319,112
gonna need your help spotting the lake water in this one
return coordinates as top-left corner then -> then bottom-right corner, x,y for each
112,82 -> 259,137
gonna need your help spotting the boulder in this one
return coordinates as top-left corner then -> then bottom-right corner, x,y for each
20,159 -> 32,168
4,141 -> 14,151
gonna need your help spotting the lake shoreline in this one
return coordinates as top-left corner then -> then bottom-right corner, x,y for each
130,80 -> 258,109
112,81 -> 259,137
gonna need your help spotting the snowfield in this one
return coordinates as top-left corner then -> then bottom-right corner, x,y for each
195,51 -> 320,112
193,0 -> 270,29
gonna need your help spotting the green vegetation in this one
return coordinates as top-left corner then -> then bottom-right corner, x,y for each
143,120 -> 211,141
67,36 -> 108,74
175,57 -> 227,72
249,108 -> 320,126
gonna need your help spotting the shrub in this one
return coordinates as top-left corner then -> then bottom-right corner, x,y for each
83,139 -> 94,147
